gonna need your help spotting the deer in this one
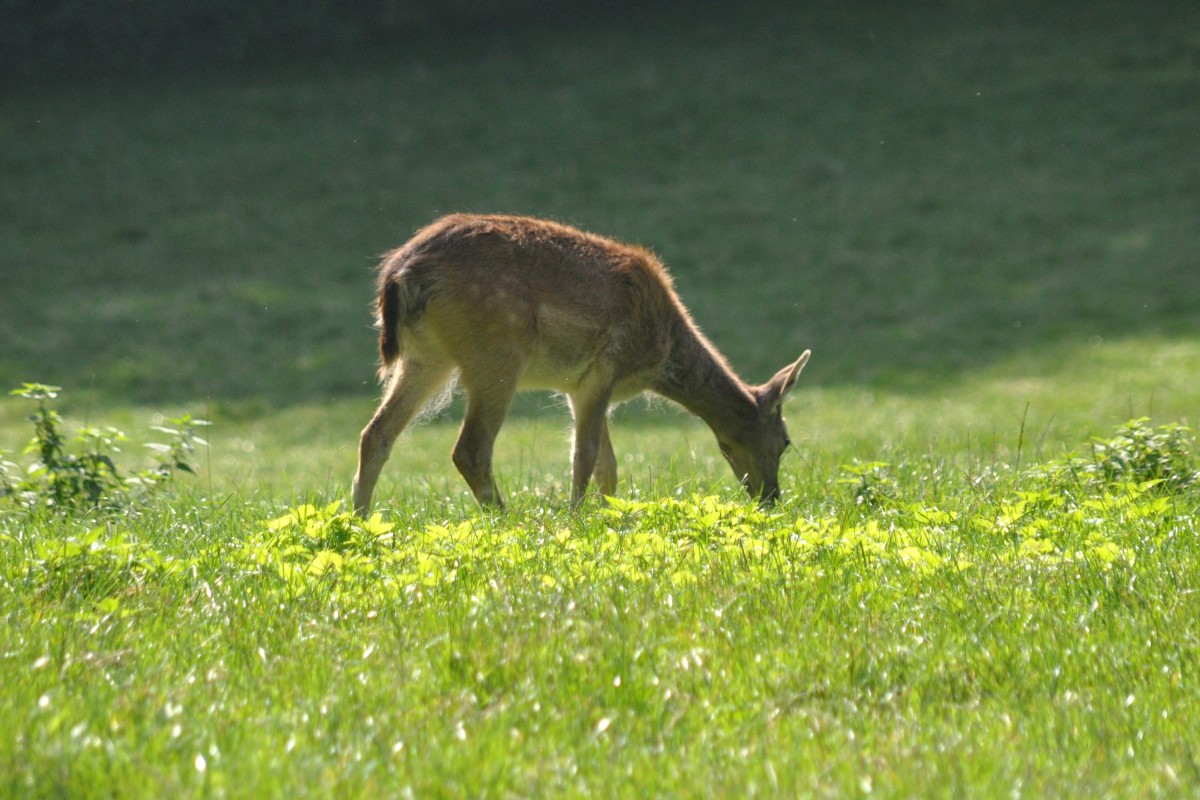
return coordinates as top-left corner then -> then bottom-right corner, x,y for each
352,214 -> 810,515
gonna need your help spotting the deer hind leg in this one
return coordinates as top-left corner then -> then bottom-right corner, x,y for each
452,368 -> 520,508
567,386 -> 614,509
353,358 -> 454,516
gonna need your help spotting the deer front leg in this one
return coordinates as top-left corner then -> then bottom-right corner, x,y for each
568,389 -> 613,509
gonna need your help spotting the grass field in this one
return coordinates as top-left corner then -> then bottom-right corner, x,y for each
3,0 -> 1200,796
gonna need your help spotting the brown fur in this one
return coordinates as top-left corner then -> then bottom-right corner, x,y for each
353,214 -> 809,513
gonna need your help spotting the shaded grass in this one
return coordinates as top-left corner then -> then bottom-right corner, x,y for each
2,0 -> 1198,407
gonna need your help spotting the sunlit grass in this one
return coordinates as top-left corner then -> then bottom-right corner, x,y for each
3,415 -> 1198,797
4,336 -> 1198,795
7,335 -> 1191,507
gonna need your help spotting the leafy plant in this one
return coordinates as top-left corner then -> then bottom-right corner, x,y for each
0,383 -> 209,513
128,414 -> 211,491
25,525 -> 186,607
1087,418 -> 1197,491
837,460 -> 898,509
1030,418 -> 1199,496
222,502 -> 401,599
263,501 -> 396,557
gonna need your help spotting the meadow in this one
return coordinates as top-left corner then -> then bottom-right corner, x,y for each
2,0 -> 1200,796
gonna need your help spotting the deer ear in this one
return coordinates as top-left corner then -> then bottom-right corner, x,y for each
763,350 -> 810,410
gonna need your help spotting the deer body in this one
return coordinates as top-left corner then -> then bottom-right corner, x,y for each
353,214 -> 809,514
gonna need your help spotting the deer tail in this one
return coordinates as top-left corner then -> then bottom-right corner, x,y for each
375,257 -> 435,382
377,276 -> 402,381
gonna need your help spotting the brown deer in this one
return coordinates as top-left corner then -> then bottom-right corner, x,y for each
352,214 -> 809,514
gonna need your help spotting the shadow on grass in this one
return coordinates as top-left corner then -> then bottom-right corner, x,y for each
2,0 -> 1197,410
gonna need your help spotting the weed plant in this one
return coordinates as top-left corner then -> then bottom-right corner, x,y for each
0,384 -> 208,514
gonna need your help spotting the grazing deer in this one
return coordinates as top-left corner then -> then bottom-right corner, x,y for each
352,214 -> 809,514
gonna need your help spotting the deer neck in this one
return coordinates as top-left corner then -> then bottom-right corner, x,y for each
653,321 -> 757,439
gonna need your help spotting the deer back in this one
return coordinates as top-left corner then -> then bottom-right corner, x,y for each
377,215 -> 681,394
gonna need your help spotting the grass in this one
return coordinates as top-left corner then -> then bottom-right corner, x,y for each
2,0 -> 1200,795
2,422 -> 1199,797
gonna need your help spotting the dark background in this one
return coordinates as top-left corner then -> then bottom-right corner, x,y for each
2,0 -> 1198,409
1,0 -> 618,79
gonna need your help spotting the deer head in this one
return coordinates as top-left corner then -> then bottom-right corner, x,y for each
714,352 -> 809,506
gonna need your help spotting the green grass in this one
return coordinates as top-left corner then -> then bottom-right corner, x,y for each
2,423 -> 1199,797
3,1 -> 1198,405
3,0 -> 1200,796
